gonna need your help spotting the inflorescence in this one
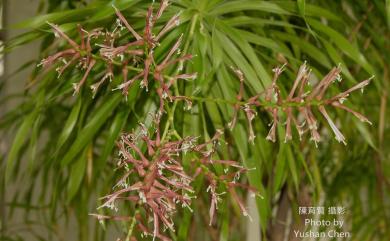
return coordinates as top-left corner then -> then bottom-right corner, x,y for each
40,0 -> 373,240
41,1 -> 255,240
91,126 -> 256,241
228,63 -> 373,146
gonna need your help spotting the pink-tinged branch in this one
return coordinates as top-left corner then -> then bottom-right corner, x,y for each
331,101 -> 372,125
73,59 -> 96,95
112,5 -> 142,40
229,63 -> 372,145
154,0 -> 170,24
318,106 -> 346,145
47,22 -> 80,49
156,13 -> 181,41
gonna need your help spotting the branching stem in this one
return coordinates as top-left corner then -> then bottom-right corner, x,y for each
161,14 -> 199,141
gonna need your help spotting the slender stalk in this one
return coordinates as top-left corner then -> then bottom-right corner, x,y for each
186,95 -> 325,109
125,209 -> 140,241
91,53 -> 174,80
161,14 -> 199,141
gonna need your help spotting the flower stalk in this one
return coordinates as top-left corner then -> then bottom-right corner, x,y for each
227,62 -> 373,146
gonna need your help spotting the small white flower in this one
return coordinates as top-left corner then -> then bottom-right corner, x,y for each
336,74 -> 342,82
339,97 -> 347,104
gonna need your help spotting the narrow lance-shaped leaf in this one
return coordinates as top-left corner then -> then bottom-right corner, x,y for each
67,148 -> 88,202
56,96 -> 82,152
61,93 -> 122,167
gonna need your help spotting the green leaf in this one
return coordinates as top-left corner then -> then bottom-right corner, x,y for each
5,91 -> 44,182
86,0 -> 142,23
15,8 -> 96,29
209,0 -> 291,16
204,101 -> 223,128
321,39 -> 356,82
5,111 -> 37,182
218,22 -> 272,88
211,28 -> 224,69
387,0 -> 390,29
273,146 -> 286,194
224,16 -> 299,29
274,1 -> 342,21
307,19 -> 375,75
214,27 -> 263,92
56,96 -> 82,152
309,151 -> 323,195
60,93 -> 122,167
4,31 -> 43,52
272,31 -> 332,68
236,29 -> 292,57
297,0 -> 306,18
177,209 -> 193,241
67,148 -> 87,202
284,145 -> 299,192
95,106 -> 131,173
218,199 -> 230,241
353,119 -> 377,150
27,115 -> 41,173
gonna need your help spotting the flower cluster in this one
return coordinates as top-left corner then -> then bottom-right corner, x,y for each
39,24 -> 101,94
40,0 -> 196,113
229,62 -> 373,146
48,4 -> 258,240
40,0 -> 374,240
91,125 -> 256,241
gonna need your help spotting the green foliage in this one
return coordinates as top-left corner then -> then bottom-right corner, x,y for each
1,0 -> 389,240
